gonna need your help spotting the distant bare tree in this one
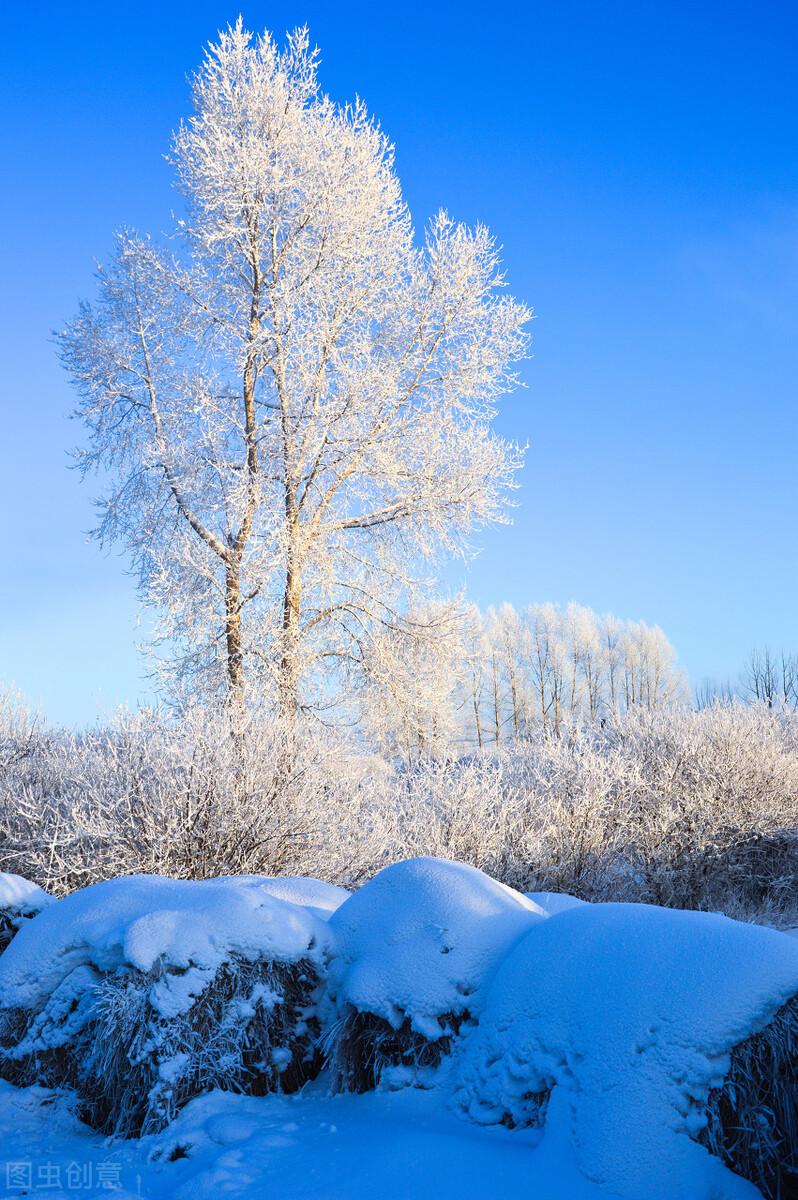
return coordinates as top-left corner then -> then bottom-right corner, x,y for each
742,648 -> 798,709
694,678 -> 736,710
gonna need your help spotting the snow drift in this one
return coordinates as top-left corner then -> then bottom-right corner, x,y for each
0,875 -> 333,1135
0,873 -> 52,953
325,857 -> 543,1090
454,901 -> 798,1200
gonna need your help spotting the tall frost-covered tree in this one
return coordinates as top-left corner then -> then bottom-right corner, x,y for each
59,24 -> 531,720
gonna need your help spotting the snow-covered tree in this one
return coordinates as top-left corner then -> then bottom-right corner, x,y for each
59,24 -> 530,721
359,600 -> 469,760
460,602 -> 686,741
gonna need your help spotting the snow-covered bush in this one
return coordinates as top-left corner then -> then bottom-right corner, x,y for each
0,874 -> 52,954
381,704 -> 798,923
324,857 -> 542,1091
454,902 -> 798,1200
2,691 -> 798,925
0,703 -> 382,894
0,875 -> 333,1135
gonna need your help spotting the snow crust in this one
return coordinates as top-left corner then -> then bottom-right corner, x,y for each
328,857 -> 543,1038
0,875 -> 332,1033
0,872 -> 52,913
455,901 -> 798,1200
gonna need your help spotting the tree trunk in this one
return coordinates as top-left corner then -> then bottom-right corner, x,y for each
507,654 -> 520,738
492,653 -> 501,745
472,680 -> 483,749
279,554 -> 302,721
224,558 -> 246,726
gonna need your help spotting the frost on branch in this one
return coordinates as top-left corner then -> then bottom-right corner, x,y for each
58,22 -> 531,717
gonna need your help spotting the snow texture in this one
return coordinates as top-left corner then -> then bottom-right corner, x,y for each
0,875 -> 331,1038
0,873 -> 52,913
0,874 -> 53,954
0,1079 -> 609,1200
454,901 -> 798,1200
225,876 -> 350,919
328,857 -> 543,1039
525,891 -> 587,917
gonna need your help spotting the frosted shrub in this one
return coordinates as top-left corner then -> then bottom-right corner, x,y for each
0,704 -> 379,894
1,691 -> 797,923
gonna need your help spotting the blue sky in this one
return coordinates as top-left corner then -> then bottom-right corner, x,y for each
1,1 -> 797,723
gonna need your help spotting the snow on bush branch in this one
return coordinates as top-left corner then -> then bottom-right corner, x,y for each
1,693 -> 797,924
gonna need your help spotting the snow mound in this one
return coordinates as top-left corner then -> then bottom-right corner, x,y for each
455,902 -> 798,1200
0,874 -> 52,954
0,875 -> 333,1134
0,873 -> 52,912
325,857 -> 543,1088
0,875 -> 331,1024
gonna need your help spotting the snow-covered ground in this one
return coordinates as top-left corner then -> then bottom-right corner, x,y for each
0,1079 -> 610,1200
0,862 -> 796,1199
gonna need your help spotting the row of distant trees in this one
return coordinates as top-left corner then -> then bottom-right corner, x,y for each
360,601 -> 686,759
360,604 -> 798,760
697,648 -> 798,711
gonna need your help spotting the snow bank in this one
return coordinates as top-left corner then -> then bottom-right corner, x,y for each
0,875 -> 333,1134
455,902 -> 798,1200
0,873 -> 52,953
325,857 -> 543,1088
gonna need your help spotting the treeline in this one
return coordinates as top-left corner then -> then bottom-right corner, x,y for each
698,647 -> 798,711
360,602 -> 687,761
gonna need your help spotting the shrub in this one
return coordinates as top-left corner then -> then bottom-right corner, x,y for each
2,691 -> 798,925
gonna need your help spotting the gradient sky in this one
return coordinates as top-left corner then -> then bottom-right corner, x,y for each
1,1 -> 797,723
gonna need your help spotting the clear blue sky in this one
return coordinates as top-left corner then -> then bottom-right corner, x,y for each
1,1 -> 797,723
